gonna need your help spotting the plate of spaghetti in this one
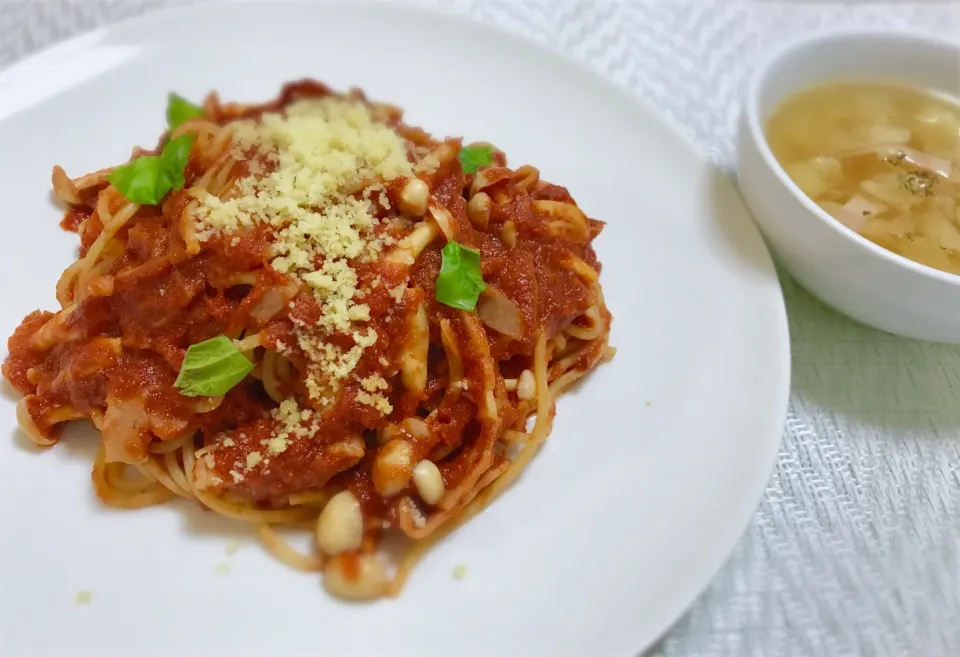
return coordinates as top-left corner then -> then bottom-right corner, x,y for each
0,2 -> 789,656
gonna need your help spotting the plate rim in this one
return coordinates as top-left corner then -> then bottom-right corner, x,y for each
0,1 -> 792,655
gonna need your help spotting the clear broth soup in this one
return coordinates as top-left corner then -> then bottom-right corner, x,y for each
767,82 -> 960,275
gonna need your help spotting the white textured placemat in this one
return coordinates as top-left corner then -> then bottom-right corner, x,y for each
2,1 -> 959,656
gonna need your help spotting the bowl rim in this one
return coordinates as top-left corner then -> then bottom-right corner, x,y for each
743,26 -> 960,288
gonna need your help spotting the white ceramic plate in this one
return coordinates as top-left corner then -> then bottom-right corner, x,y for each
0,3 -> 789,656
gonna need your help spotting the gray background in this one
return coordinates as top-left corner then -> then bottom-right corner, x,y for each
2,1 -> 959,655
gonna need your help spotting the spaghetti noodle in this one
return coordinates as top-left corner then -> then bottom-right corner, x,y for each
3,81 -> 613,599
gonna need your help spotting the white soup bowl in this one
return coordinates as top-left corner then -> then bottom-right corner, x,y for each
737,30 -> 960,343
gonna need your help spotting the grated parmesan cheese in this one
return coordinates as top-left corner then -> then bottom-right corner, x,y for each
387,284 -> 407,304
356,373 -> 392,413
262,398 -> 320,457
356,390 -> 392,414
192,97 -> 421,404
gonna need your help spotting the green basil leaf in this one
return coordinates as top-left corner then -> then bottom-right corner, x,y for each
107,134 -> 195,205
174,336 -> 254,397
159,133 -> 196,191
107,156 -> 168,205
458,145 -> 493,174
166,93 -> 204,130
436,241 -> 486,311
